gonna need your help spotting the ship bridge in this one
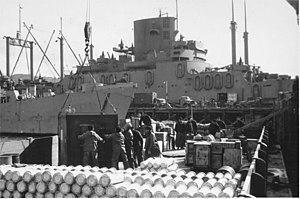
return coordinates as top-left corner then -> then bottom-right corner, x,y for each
171,40 -> 208,62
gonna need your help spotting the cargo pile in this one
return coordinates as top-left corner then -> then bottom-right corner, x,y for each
0,158 -> 242,198
186,139 -> 243,171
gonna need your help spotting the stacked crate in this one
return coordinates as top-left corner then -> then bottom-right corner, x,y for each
191,139 -> 242,171
211,139 -> 242,171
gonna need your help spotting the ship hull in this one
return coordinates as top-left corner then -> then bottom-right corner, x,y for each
0,83 -> 135,134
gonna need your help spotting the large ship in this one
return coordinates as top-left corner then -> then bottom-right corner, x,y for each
54,10 -> 294,107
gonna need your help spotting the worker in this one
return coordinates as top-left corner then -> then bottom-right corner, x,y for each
144,126 -> 161,159
215,117 -> 226,129
185,119 -> 194,140
131,126 -> 144,167
208,121 -> 221,137
139,112 -> 152,127
175,117 -> 186,149
105,126 -> 130,170
78,126 -> 103,167
123,123 -> 135,169
190,117 -> 198,136
232,117 -> 246,129
167,126 -> 176,150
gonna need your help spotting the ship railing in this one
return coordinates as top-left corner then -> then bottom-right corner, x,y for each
239,126 -> 269,197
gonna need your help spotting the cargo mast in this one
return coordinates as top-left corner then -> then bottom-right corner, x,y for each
230,0 -> 237,66
243,0 -> 249,65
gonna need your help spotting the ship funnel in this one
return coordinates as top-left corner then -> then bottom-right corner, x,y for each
243,0 -> 249,65
230,0 -> 237,66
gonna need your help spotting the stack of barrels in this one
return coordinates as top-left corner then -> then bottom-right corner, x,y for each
0,159 -> 242,198
0,164 -> 124,198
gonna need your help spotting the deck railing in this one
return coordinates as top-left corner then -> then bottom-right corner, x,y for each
239,126 -> 269,197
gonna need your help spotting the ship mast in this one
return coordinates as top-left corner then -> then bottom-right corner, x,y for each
230,0 -> 237,66
243,0 -> 249,65
176,0 -> 179,31
17,4 -> 22,39
59,17 -> 64,79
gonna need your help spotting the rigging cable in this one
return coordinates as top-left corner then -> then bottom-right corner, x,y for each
24,23 -> 60,78
34,30 -> 55,79
11,25 -> 33,76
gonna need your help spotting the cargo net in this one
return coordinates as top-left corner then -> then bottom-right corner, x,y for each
0,160 -> 241,198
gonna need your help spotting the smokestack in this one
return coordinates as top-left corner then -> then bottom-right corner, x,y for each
243,0 -> 249,65
230,0 -> 237,66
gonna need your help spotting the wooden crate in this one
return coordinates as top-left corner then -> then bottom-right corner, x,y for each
185,140 -> 197,166
211,153 -> 223,170
193,142 -> 211,169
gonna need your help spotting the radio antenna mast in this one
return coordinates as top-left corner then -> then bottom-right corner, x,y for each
176,0 -> 179,31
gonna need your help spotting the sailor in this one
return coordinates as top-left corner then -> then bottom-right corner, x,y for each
215,117 -> 226,130
208,121 -> 221,137
104,126 -> 130,170
123,123 -> 135,169
78,126 -> 103,167
144,126 -> 161,160
175,117 -> 186,149
185,118 -> 194,140
139,112 -> 152,127
131,125 -> 144,167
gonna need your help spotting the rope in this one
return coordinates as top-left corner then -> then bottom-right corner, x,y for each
11,25 -> 32,76
23,23 -> 60,78
34,30 -> 55,79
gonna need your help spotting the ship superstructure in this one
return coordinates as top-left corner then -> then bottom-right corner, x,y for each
55,10 -> 294,106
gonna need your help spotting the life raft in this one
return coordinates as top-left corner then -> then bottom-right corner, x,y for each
214,73 -> 223,89
194,76 -> 203,90
224,73 -> 234,89
204,74 -> 213,90
145,71 -> 154,87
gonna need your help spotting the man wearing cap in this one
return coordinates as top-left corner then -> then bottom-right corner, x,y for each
175,117 -> 186,149
78,126 -> 103,166
123,123 -> 135,168
104,126 -> 130,169
144,126 -> 161,159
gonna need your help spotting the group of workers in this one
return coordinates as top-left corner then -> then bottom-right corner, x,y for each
78,112 -> 245,169
78,114 -> 161,169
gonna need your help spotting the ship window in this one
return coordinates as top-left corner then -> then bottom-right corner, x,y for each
163,18 -> 170,28
163,31 -> 170,40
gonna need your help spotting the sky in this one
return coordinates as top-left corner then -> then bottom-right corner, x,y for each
0,0 -> 299,79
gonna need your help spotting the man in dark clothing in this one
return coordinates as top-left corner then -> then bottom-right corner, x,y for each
208,121 -> 221,137
123,123 -> 135,169
131,126 -> 144,167
78,126 -> 103,167
232,117 -> 246,129
189,117 -> 198,136
139,112 -> 152,127
105,126 -> 130,169
144,126 -> 161,159
175,117 -> 186,149
216,117 -> 226,130
185,119 -> 194,140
